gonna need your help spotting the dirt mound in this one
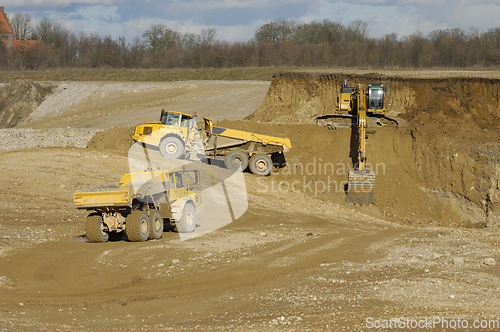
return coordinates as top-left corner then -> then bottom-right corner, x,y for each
0,81 -> 54,128
237,72 -> 500,228
86,126 -> 135,154
220,119 -> 495,228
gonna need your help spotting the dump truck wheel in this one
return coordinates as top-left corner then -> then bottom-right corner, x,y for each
224,150 -> 248,171
149,210 -> 163,240
249,154 -> 273,176
177,203 -> 196,233
160,137 -> 184,159
86,213 -> 109,243
126,211 -> 150,242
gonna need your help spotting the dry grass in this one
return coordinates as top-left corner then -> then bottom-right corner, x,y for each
2,67 -> 500,83
0,67 -> 287,82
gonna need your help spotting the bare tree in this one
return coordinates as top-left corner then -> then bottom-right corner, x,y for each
294,19 -> 345,44
182,33 -> 199,49
200,28 -> 217,44
127,37 -> 146,66
345,20 -> 369,43
10,13 -> 32,40
254,19 -> 296,43
143,24 -> 181,52
33,18 -> 70,47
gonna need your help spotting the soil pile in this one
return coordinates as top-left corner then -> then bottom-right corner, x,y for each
86,126 -> 135,154
238,72 -> 500,228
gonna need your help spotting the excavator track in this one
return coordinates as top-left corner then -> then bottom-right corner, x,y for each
316,114 -> 407,131
347,170 -> 376,204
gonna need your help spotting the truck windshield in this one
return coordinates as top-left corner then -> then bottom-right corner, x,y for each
168,172 -> 184,188
174,172 -> 184,188
160,112 -> 180,125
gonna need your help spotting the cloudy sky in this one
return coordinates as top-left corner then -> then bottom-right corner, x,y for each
3,0 -> 500,43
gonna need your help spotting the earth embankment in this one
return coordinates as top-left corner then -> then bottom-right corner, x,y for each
240,72 -> 500,227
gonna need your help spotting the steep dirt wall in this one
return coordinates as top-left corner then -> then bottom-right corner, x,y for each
247,72 -> 500,130
243,72 -> 500,228
0,81 -> 54,128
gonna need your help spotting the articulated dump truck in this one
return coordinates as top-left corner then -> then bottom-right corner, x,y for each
74,169 -> 202,243
132,109 -> 291,176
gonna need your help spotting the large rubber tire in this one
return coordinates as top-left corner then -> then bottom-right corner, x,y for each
159,137 -> 184,159
86,213 -> 109,243
249,154 -> 273,176
177,203 -> 196,233
224,150 -> 248,171
126,211 -> 150,242
149,210 -> 163,240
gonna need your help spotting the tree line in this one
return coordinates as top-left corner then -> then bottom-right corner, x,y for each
3,15 -> 500,70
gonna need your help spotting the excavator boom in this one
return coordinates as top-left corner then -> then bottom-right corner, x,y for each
338,81 -> 386,204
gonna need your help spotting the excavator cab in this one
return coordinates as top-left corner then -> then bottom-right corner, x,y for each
367,85 -> 385,111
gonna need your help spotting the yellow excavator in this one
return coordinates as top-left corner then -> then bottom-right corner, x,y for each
336,79 -> 387,204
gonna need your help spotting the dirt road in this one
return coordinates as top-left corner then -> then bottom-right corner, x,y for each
0,79 -> 499,331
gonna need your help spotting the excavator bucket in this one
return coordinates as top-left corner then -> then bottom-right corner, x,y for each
347,170 -> 376,204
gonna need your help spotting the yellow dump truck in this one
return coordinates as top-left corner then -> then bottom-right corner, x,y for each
132,109 -> 291,176
74,169 -> 202,243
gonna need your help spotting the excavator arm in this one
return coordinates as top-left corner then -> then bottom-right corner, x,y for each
338,82 -> 386,204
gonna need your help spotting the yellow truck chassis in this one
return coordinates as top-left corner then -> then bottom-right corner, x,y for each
74,170 -> 202,243
203,118 -> 291,176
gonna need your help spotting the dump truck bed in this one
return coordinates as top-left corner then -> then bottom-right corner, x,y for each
74,185 -> 134,209
204,118 -> 291,152
74,171 -> 171,209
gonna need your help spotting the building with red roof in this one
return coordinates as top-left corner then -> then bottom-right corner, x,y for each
0,6 -> 13,54
0,6 -> 43,59
13,38 -> 42,54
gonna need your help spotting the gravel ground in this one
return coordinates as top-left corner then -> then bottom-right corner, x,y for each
1,80 -> 499,331
0,128 -> 99,150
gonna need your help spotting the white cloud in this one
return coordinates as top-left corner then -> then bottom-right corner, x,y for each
42,5 -> 123,37
4,0 -> 500,42
306,0 -> 500,38
298,15 -> 315,24
437,4 -> 500,31
4,0 -> 115,7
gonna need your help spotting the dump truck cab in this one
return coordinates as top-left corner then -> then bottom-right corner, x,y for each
133,110 -> 198,159
159,109 -> 194,127
165,169 -> 201,213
